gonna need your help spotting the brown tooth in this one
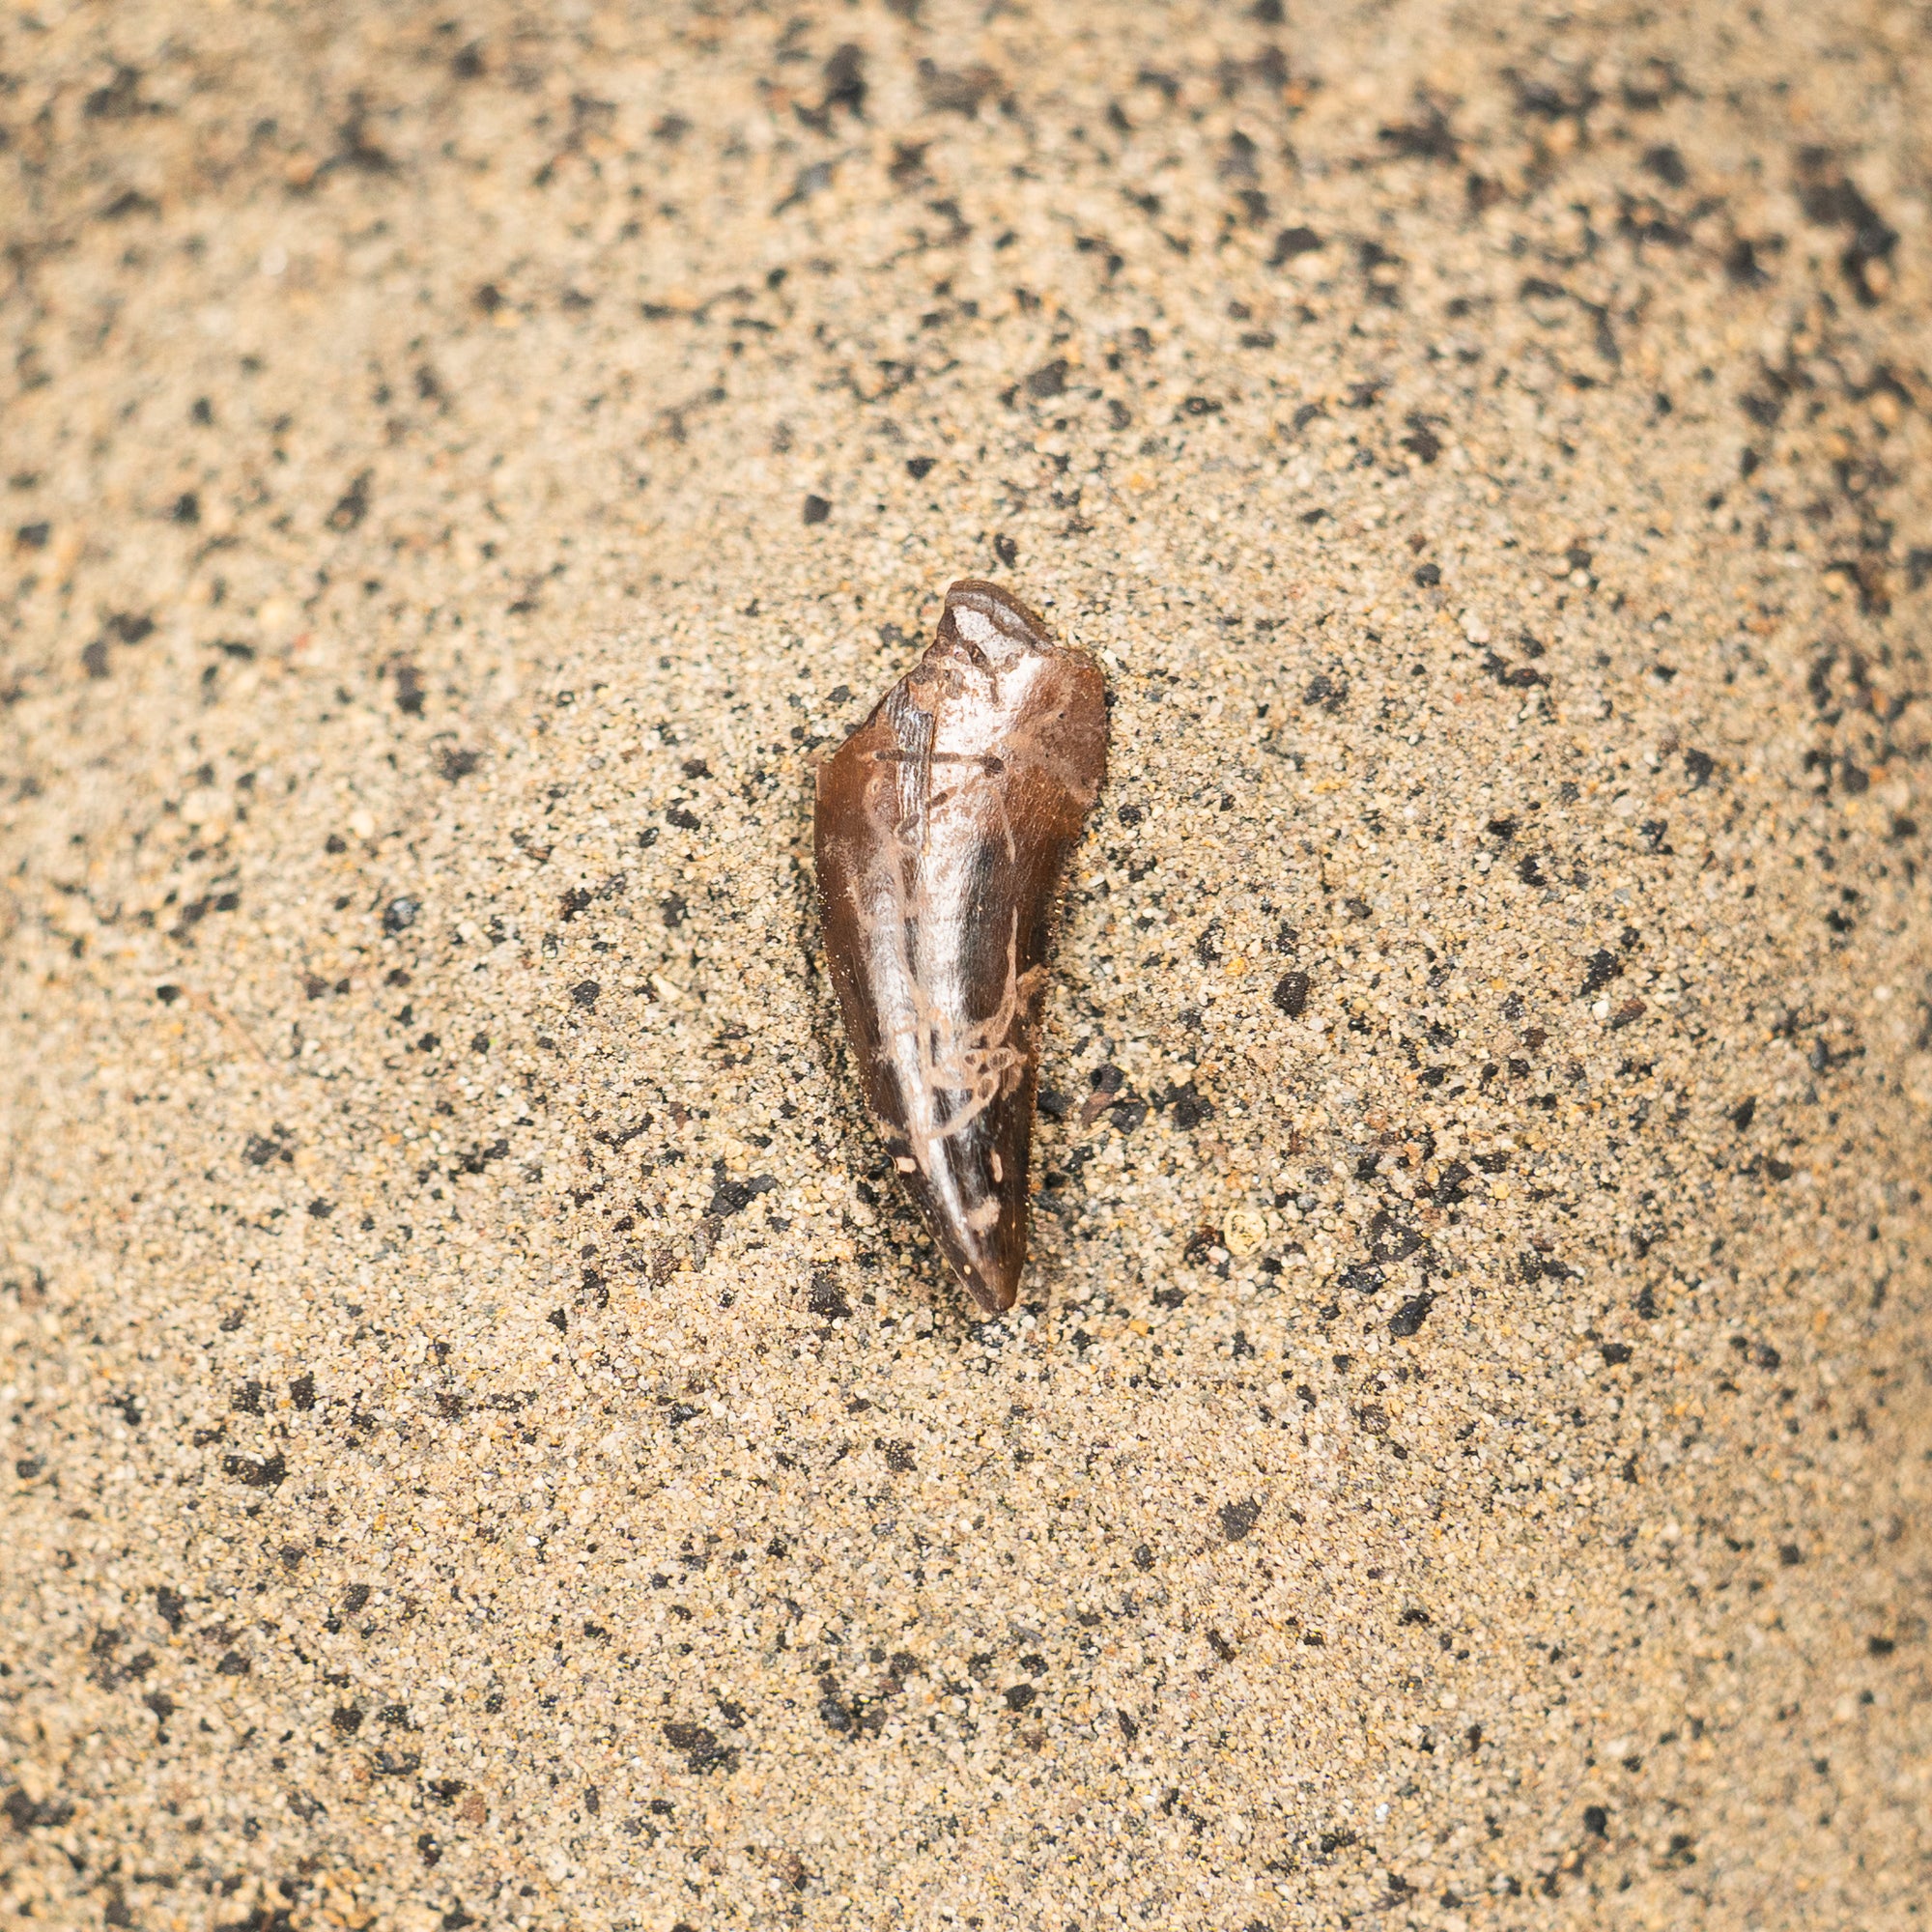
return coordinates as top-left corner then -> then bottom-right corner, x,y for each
814,579 -> 1108,1318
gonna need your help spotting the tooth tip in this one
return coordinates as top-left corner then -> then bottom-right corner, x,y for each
958,1262 -> 1021,1319
929,1220 -> 1023,1317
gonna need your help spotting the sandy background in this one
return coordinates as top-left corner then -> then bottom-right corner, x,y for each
3,2 -> 1930,1927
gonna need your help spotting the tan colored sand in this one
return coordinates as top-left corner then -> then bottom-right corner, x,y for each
3,3 -> 1929,1927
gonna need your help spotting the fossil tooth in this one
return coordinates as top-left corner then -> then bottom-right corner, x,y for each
815,579 -> 1108,1317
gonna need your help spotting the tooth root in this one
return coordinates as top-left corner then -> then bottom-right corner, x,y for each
814,578 -> 1109,1318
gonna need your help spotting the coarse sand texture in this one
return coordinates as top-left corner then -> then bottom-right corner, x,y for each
2,4 -> 1929,1929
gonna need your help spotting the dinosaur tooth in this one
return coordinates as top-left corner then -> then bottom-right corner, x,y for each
814,579 -> 1108,1317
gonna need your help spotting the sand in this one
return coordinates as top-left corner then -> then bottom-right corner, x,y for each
2,2 -> 1928,1927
